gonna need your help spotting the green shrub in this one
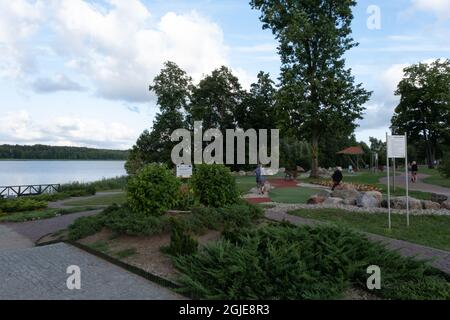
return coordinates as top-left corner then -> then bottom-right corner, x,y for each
29,192 -> 71,202
60,182 -> 96,197
0,197 -> 47,213
163,218 -> 198,256
127,164 -> 181,216
67,204 -> 170,240
68,214 -> 105,241
190,164 -> 239,207
174,224 -> 450,300
88,176 -> 128,191
183,203 -> 263,235
103,205 -> 170,236
175,184 -> 199,211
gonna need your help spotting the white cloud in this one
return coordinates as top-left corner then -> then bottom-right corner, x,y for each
0,0 -> 232,102
31,74 -> 85,93
410,0 -> 450,20
0,110 -> 136,149
0,0 -> 45,78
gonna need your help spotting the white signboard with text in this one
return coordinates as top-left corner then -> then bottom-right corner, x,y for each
387,135 -> 406,158
176,164 -> 193,178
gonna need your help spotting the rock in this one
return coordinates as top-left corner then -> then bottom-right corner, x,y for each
307,196 -> 326,205
357,192 -> 382,208
278,167 -> 286,173
366,191 -> 383,202
343,198 -> 357,206
323,197 -> 344,205
246,171 -> 255,176
317,189 -> 332,199
441,201 -> 450,210
331,189 -> 360,204
238,170 -> 246,176
421,200 -> 441,210
431,193 -> 448,204
390,196 -> 422,210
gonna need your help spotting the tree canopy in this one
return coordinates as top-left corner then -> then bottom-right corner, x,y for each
391,59 -> 450,168
251,0 -> 371,177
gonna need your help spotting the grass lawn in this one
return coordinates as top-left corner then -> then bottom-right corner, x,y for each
64,192 -> 127,206
0,206 -> 99,222
269,187 -> 319,204
235,176 -> 257,194
421,168 -> 450,188
290,208 -> 450,251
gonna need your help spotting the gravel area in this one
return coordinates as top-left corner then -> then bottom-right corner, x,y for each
266,202 -> 450,216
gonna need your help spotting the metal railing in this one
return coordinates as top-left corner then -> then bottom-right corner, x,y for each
0,184 -> 60,198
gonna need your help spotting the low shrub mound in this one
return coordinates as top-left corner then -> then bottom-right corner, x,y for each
162,218 -> 199,256
60,182 -> 96,197
68,204 -> 170,240
127,164 -> 181,217
0,197 -> 47,213
310,180 -> 381,192
174,224 -> 450,300
190,164 -> 240,207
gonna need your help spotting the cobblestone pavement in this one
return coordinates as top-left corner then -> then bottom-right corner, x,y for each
0,243 -> 182,300
265,205 -> 450,274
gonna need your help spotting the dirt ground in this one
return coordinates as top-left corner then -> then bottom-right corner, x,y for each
79,229 -> 221,281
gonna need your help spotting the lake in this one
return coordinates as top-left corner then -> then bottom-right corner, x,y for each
0,161 -> 127,186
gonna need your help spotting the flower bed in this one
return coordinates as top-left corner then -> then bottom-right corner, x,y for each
310,180 -> 381,192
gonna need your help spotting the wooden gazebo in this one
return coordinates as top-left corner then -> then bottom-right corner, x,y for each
337,146 -> 365,171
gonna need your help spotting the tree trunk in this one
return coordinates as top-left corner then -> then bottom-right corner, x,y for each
423,129 -> 435,169
310,132 -> 319,178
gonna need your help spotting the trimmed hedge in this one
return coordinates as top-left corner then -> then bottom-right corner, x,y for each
190,164 -> 240,207
127,164 -> 181,217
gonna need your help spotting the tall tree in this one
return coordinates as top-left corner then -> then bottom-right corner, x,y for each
126,61 -> 192,173
188,66 -> 245,130
237,71 -> 278,130
251,0 -> 371,177
391,59 -> 450,168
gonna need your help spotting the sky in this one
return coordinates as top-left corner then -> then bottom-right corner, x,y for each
0,0 -> 449,150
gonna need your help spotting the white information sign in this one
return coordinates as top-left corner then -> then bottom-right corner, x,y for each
387,135 -> 406,158
176,164 -> 193,178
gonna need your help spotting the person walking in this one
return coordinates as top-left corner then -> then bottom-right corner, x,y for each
255,164 -> 265,194
331,167 -> 343,191
411,161 -> 418,183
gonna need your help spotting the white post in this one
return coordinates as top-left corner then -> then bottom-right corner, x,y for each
405,133 -> 410,227
386,133 -> 391,230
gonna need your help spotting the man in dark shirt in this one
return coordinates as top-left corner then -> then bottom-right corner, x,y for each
411,161 -> 418,183
331,167 -> 343,191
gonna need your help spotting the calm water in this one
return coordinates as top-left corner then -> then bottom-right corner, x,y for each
0,161 -> 126,186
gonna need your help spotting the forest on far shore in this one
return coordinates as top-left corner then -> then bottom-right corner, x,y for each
0,144 -> 129,160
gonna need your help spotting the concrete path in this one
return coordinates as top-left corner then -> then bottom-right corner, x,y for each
3,209 -> 103,242
0,225 -> 34,250
379,173 -> 450,197
0,243 -> 181,300
265,206 -> 450,274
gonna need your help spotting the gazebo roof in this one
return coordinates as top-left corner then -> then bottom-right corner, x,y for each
337,146 -> 365,155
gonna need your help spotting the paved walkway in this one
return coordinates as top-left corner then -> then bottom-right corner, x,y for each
3,209 -> 103,242
265,205 -> 450,274
0,225 -> 34,250
0,243 -> 181,300
379,173 -> 450,197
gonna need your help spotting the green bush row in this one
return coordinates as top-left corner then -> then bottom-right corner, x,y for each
0,197 -> 47,213
174,224 -> 450,300
68,202 -> 263,241
126,164 -> 241,217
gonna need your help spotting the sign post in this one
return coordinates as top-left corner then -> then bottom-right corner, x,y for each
176,164 -> 193,178
386,134 -> 409,229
